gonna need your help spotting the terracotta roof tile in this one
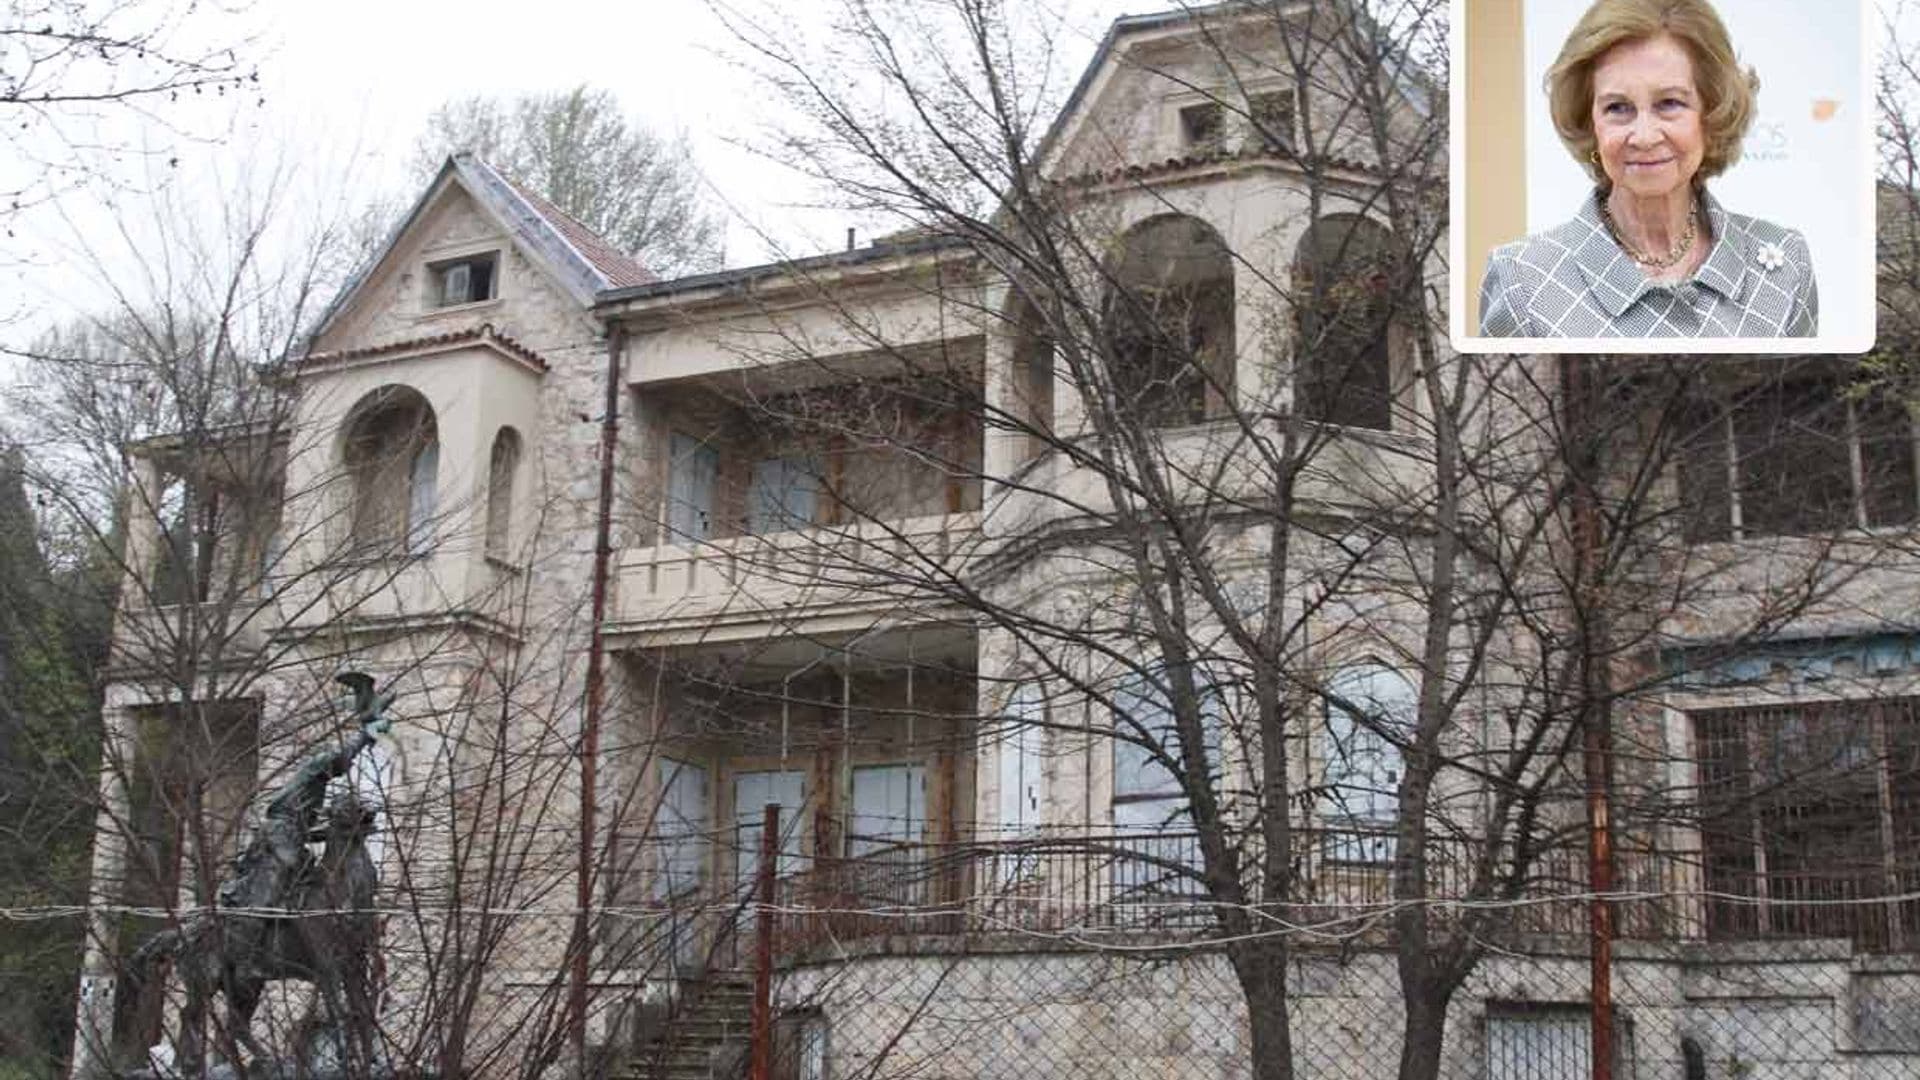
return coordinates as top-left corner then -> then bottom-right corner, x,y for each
496,172 -> 658,289
298,323 -> 550,372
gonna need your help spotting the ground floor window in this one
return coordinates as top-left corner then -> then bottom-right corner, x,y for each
1484,1004 -> 1633,1080
1694,697 -> 1920,951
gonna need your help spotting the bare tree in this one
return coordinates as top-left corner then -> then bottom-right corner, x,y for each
1,0 -> 259,231
610,3 -> 1902,1079
411,86 -> 724,277
0,153 -> 716,1080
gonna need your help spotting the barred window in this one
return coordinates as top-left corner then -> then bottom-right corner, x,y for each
1694,699 -> 1920,951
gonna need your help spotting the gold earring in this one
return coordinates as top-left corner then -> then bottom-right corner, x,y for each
1590,150 -> 1600,165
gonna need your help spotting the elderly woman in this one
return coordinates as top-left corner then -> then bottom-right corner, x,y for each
1479,0 -> 1816,338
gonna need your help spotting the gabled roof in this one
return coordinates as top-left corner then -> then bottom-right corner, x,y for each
1036,1 -> 1432,174
492,169 -> 656,290
307,153 -> 655,345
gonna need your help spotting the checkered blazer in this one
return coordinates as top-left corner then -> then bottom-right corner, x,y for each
1478,189 -> 1817,339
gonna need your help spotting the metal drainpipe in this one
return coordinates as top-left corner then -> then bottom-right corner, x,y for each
841,660 -> 853,856
570,321 -> 625,1076
1563,353 -> 1615,1080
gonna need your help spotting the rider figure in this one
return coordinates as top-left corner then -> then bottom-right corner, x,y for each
217,674 -> 394,913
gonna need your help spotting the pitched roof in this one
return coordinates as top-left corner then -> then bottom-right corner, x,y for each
492,170 -> 656,289
306,153 -> 656,344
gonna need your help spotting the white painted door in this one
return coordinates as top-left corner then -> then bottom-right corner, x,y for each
667,433 -> 718,541
653,759 -> 710,901
849,764 -> 927,855
733,769 -> 806,887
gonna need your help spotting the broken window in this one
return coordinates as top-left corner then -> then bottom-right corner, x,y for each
1678,375 -> 1918,542
1103,214 -> 1235,428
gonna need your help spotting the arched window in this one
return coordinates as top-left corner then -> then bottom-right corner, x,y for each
342,386 -> 439,555
1294,214 -> 1402,431
1321,661 -> 1414,863
1102,215 -> 1234,427
485,427 -> 521,560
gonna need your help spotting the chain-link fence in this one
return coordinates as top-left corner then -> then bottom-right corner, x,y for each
11,823 -> 1920,1080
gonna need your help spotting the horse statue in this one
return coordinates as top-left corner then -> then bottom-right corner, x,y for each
125,673 -> 395,1078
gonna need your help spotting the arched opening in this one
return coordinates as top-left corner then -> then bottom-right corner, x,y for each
1294,214 -> 1402,431
1102,215 -> 1235,427
341,386 -> 440,555
1320,660 -> 1414,862
485,426 -> 521,560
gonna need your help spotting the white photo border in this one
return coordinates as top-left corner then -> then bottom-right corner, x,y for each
1446,0 -> 1878,355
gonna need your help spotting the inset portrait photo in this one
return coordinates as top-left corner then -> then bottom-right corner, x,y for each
1450,0 -> 1874,352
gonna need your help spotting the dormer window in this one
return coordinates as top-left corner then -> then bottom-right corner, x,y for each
430,252 -> 498,308
1179,102 -> 1225,149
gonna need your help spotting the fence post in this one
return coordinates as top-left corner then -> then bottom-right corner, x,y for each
751,802 -> 779,1080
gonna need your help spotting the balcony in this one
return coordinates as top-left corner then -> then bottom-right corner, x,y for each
610,512 -> 983,646
737,827 -> 1699,963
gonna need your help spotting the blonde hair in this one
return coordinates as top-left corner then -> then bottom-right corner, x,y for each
1545,0 -> 1758,186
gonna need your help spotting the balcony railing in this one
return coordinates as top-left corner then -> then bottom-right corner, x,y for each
612,512 -> 981,635
603,824 -> 1920,971
761,828 -> 1702,961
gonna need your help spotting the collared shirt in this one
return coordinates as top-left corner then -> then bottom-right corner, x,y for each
1478,189 -> 1817,338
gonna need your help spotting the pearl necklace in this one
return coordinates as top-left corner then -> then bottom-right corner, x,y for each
1600,198 -> 1698,271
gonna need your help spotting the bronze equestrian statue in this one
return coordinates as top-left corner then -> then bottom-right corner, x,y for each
126,673 -> 395,1078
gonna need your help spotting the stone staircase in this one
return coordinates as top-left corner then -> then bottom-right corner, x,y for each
616,973 -> 756,1080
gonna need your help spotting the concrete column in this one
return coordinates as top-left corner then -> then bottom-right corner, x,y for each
67,702 -> 140,1080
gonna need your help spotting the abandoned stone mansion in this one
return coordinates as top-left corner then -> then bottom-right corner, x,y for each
64,4 -> 1920,1079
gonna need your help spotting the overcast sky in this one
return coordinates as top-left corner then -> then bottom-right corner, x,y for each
0,0 -> 1145,363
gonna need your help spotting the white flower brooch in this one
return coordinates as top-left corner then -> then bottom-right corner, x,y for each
1756,242 -> 1786,272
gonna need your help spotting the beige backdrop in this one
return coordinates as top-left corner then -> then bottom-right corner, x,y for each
1464,0 -> 1528,332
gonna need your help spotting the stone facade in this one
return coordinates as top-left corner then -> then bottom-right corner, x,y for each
68,7 -> 1920,1080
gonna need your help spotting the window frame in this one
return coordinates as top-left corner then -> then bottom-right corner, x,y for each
1691,696 -> 1920,951
1318,661 -> 1413,865
1292,213 -> 1405,433
1679,377 -> 1920,543
425,250 -> 501,310
484,427 -> 521,562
